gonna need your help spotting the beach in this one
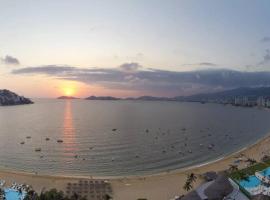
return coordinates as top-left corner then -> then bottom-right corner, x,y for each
0,133 -> 269,200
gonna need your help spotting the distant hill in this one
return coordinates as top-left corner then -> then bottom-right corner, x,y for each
126,96 -> 173,101
85,95 -> 173,101
175,87 -> 270,102
58,96 -> 79,99
84,87 -> 270,103
0,89 -> 33,106
85,96 -> 121,100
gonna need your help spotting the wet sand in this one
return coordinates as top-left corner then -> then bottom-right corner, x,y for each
0,133 -> 270,200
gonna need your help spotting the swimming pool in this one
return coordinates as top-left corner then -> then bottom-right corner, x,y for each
261,167 -> 270,177
4,189 -> 26,200
238,175 -> 261,188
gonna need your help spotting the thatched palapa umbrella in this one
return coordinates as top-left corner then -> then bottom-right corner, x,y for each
252,194 -> 270,200
181,191 -> 201,200
204,174 -> 233,200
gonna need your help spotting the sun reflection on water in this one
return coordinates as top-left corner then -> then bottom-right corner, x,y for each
62,100 -> 77,157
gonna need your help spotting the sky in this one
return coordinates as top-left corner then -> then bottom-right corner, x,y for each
1,0 -> 270,98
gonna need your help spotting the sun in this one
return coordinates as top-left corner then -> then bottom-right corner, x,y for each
64,87 -> 75,96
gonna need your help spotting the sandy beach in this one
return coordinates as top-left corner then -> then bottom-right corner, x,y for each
0,133 -> 270,200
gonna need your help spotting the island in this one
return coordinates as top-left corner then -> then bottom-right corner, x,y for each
0,89 -> 33,106
57,96 -> 79,100
85,96 -> 121,100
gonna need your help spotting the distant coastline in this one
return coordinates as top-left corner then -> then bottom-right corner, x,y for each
0,89 -> 33,106
57,86 -> 270,109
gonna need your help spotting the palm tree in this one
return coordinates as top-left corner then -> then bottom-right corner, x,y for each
187,173 -> 197,183
183,180 -> 192,191
228,164 -> 238,173
105,194 -> 112,200
238,171 -> 249,181
71,192 -> 79,200
0,188 -> 4,199
24,189 -> 36,200
183,173 -> 197,192
246,158 -> 257,166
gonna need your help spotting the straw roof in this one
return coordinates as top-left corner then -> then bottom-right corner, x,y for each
202,171 -> 218,182
181,191 -> 202,200
252,194 -> 270,200
204,174 -> 233,200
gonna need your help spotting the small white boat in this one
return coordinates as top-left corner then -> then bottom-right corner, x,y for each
35,148 -> 41,152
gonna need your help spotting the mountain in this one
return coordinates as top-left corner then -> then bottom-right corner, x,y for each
0,89 -> 33,106
85,87 -> 270,103
175,87 -> 270,102
85,96 -> 121,100
127,96 -> 173,101
58,96 -> 79,99
85,95 -> 174,101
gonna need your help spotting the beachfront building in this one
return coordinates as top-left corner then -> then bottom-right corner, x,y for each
235,97 -> 244,106
234,97 -> 257,107
257,97 -> 266,107
174,174 -> 248,200
266,99 -> 270,108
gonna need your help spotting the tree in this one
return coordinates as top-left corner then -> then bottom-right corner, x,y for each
183,180 -> 192,191
228,164 -> 238,173
105,194 -> 112,200
70,192 -> 79,200
24,188 -> 88,200
0,188 -> 4,198
239,171 -> 249,181
246,158 -> 257,166
183,173 -> 197,191
24,189 -> 38,200
187,173 -> 197,183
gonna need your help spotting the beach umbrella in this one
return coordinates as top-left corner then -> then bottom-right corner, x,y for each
181,191 -> 201,200
204,174 -> 233,200
252,194 -> 270,200
202,171 -> 218,182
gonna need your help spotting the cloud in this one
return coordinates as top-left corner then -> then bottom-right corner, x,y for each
182,62 -> 218,67
119,62 -> 142,72
261,37 -> 270,43
259,49 -> 270,65
12,63 -> 270,96
1,55 -> 20,65
198,62 -> 217,66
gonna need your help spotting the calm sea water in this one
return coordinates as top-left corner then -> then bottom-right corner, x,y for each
0,99 -> 270,177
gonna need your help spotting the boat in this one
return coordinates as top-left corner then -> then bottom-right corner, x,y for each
35,148 -> 41,152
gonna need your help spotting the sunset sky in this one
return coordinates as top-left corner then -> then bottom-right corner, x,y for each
1,0 -> 270,98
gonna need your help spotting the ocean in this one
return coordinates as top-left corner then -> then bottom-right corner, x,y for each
0,99 -> 270,177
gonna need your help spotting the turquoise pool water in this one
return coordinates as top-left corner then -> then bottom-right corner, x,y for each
261,167 -> 270,177
4,189 -> 25,200
238,175 -> 261,188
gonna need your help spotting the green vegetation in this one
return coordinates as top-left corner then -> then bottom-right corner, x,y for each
229,162 -> 268,180
24,188 -> 93,200
228,159 -> 270,199
263,159 -> 270,166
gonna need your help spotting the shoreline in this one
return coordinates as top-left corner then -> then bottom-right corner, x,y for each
0,132 -> 269,199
